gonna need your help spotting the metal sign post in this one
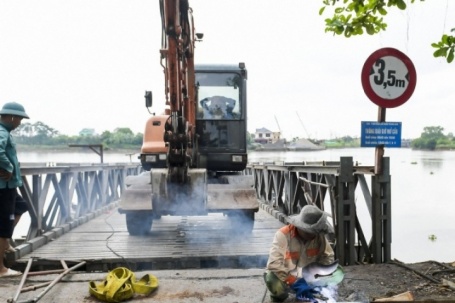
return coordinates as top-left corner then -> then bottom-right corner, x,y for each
361,47 -> 417,174
361,47 -> 416,263
375,107 -> 386,174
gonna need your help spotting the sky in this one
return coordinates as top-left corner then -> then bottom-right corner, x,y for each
0,0 -> 454,140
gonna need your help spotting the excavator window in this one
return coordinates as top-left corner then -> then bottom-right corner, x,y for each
196,72 -> 242,120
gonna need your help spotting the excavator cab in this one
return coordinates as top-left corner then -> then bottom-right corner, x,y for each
195,63 -> 248,172
118,63 -> 257,236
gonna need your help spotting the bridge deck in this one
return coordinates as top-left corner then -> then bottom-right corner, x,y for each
15,205 -> 284,272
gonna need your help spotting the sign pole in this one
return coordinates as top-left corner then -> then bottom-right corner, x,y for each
361,47 -> 416,174
360,47 -> 416,265
375,107 -> 386,174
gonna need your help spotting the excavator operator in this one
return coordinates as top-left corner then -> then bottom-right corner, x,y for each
199,96 -> 236,119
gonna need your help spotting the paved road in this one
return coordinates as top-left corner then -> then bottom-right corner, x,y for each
2,268 -> 276,303
5,262 -> 437,302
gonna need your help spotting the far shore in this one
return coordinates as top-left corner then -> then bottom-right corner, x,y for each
17,144 -> 445,154
17,144 -> 140,154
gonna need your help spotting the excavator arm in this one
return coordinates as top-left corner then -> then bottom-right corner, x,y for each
160,0 -> 197,182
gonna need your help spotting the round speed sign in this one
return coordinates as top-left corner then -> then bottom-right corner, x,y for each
361,48 -> 416,108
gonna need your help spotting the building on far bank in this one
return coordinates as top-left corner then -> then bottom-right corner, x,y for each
251,127 -> 281,144
250,127 -> 326,151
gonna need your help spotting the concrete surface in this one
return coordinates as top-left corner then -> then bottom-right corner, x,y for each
1,268 -> 286,303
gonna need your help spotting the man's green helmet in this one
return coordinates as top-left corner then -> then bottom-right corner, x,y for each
0,102 -> 30,119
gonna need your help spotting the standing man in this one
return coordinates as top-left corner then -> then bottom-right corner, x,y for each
0,102 -> 29,277
264,205 -> 335,302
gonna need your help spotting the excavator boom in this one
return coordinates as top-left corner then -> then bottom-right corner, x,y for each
160,0 -> 196,177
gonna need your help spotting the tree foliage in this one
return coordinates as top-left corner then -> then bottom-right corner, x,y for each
13,121 -> 143,149
320,0 -> 455,63
411,126 -> 455,150
432,31 -> 455,63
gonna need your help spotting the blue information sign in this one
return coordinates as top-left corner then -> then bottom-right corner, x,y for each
361,121 -> 402,147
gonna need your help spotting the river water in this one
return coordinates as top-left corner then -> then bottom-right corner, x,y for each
14,148 -> 454,263
249,148 -> 455,263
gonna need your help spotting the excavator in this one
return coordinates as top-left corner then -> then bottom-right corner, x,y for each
118,0 -> 258,235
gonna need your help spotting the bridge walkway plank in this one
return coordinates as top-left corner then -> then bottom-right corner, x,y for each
16,206 -> 284,271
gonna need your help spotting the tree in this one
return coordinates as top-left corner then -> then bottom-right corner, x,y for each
100,130 -> 112,142
411,126 -> 446,150
132,133 -> 143,145
14,121 -> 58,138
108,128 -> 135,146
15,122 -> 34,137
420,126 -> 444,139
246,131 -> 254,145
13,122 -> 144,149
320,0 -> 455,63
13,121 -> 59,144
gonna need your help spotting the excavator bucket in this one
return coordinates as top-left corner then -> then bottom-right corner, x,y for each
206,175 -> 258,233
151,168 -> 208,216
118,172 -> 153,212
201,175 -> 258,211
119,171 -> 259,234
206,184 -> 258,211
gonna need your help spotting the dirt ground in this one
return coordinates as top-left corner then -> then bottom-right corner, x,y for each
2,260 -> 454,303
336,260 -> 455,302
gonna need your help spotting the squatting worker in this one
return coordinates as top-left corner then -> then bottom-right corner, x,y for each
264,205 -> 335,302
0,102 -> 29,278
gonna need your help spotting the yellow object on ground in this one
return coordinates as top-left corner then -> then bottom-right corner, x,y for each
131,273 -> 159,295
89,267 -> 159,302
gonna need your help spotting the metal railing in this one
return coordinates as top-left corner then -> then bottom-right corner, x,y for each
18,163 -> 142,241
247,156 -> 391,265
12,158 -> 391,266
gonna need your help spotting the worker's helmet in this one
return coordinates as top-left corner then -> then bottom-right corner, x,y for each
0,102 -> 30,119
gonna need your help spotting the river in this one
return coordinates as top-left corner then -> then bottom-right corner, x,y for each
14,148 -> 454,263
249,148 -> 455,264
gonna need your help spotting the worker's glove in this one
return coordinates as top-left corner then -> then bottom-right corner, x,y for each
285,275 -> 297,286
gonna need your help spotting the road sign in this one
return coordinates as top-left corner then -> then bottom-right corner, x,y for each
361,48 -> 416,108
361,121 -> 402,147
